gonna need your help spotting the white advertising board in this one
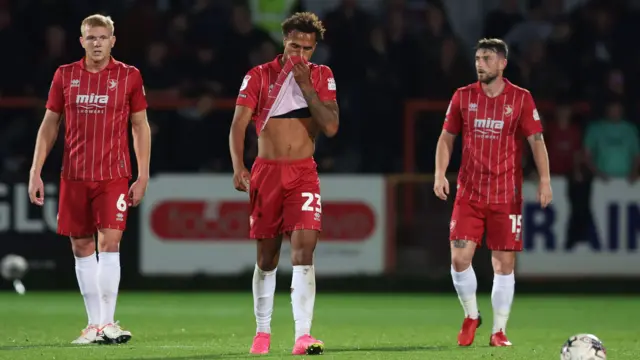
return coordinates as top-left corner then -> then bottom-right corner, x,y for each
140,175 -> 387,276
519,178 -> 640,277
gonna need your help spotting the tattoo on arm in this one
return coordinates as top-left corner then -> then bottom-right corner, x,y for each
531,133 -> 544,141
452,240 -> 468,248
300,86 -> 339,128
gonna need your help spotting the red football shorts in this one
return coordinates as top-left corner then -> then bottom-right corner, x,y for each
449,199 -> 523,251
249,157 -> 322,239
57,178 -> 130,237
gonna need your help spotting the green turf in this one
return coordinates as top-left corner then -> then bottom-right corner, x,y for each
0,292 -> 636,359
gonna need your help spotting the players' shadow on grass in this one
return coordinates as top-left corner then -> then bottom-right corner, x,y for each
331,345 -> 452,353
118,346 -> 456,360
120,355 -> 252,360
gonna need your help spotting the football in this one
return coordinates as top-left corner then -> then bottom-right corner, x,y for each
0,254 -> 29,280
561,334 -> 607,360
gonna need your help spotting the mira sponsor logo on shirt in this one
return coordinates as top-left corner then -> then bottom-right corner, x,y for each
75,93 -> 109,114
473,118 -> 504,140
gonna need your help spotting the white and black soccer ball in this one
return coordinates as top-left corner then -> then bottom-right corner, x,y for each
0,254 -> 29,280
561,334 -> 607,360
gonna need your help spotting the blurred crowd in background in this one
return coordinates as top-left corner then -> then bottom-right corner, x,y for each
0,0 -> 638,182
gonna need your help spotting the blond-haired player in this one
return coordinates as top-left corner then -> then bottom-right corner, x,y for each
29,14 -> 151,345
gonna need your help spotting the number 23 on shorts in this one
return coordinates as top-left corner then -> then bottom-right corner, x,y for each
301,192 -> 321,213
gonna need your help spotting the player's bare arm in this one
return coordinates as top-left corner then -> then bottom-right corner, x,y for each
129,110 -> 151,207
434,130 -> 456,200
28,109 -> 63,206
229,105 -> 253,192
527,132 -> 553,207
294,64 -> 339,137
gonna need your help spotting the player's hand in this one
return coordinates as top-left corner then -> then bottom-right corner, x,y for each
292,63 -> 312,88
433,175 -> 450,201
537,179 -> 553,208
128,177 -> 148,207
28,174 -> 45,206
233,168 -> 251,192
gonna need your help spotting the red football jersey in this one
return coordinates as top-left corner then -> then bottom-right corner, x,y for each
236,55 -> 337,134
443,79 -> 543,204
46,57 -> 148,181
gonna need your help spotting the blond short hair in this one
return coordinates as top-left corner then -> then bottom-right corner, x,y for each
81,14 -> 115,36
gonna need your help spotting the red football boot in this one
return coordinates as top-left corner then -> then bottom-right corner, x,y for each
489,330 -> 513,347
457,313 -> 482,346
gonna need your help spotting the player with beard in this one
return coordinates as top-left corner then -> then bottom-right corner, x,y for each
433,38 -> 552,347
229,12 -> 338,355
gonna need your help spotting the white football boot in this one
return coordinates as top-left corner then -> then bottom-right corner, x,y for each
97,321 -> 132,344
71,325 -> 101,344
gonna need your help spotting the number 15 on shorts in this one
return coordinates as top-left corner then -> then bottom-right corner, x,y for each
509,214 -> 522,240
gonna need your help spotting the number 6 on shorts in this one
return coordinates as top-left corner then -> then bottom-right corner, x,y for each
116,193 -> 128,211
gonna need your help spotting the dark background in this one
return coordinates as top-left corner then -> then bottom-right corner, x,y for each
0,0 -> 639,293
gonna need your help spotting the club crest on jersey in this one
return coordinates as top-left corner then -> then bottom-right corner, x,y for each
469,103 -> 477,111
327,77 -> 336,91
108,79 -> 118,91
240,75 -> 250,91
504,104 -> 513,116
71,79 -> 80,87
533,108 -> 540,121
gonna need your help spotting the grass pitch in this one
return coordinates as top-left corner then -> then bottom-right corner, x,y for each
0,292 -> 637,359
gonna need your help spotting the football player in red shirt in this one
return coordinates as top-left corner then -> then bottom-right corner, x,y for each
28,14 -> 151,345
434,38 -> 552,347
229,12 -> 338,356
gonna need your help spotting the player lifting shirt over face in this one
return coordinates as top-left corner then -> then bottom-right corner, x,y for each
228,12 -> 339,356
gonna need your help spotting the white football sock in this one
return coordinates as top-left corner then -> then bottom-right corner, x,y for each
491,272 -> 515,334
252,264 -> 276,334
451,265 -> 479,319
291,265 -> 315,340
74,253 -> 100,326
97,252 -> 121,326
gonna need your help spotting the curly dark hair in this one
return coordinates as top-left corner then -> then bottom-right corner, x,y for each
475,38 -> 509,59
281,12 -> 326,40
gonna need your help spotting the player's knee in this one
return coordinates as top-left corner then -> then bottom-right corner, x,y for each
491,252 -> 516,274
492,261 -> 515,275
451,257 -> 473,272
290,248 -> 313,266
289,230 -> 318,266
450,240 -> 475,271
257,256 -> 278,272
256,237 -> 282,271
70,237 -> 95,257
97,229 -> 123,253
